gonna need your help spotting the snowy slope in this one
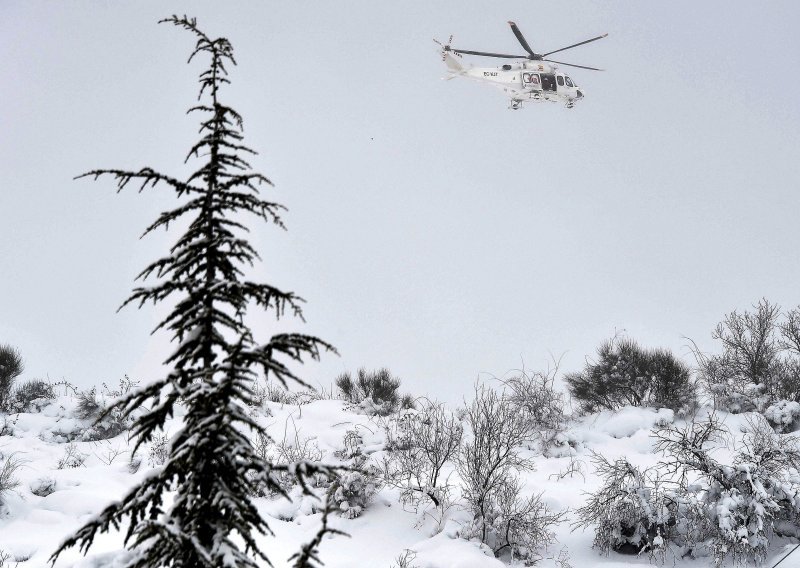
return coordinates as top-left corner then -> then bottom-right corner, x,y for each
0,392 -> 799,568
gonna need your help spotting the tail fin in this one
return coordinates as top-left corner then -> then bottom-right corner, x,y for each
444,52 -> 463,72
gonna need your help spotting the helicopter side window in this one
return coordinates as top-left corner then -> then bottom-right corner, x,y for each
565,76 -> 574,87
523,73 -> 541,85
557,75 -> 564,86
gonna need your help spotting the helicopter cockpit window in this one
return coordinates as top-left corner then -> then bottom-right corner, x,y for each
556,75 -> 564,86
565,76 -> 574,87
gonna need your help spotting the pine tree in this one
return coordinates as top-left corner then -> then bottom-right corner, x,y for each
51,16 -> 336,568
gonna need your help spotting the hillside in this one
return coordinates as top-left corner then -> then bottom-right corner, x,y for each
1,381 -> 799,567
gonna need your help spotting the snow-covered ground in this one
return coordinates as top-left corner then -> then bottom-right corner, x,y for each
1,390 -> 799,568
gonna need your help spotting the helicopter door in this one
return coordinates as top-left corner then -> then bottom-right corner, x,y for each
540,74 -> 557,92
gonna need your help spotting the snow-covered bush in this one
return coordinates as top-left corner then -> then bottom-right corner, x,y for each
334,429 -> 364,461
30,476 -> 56,497
574,453 -> 671,556
0,415 -> 17,437
499,368 -> 567,449
653,413 -> 800,566
75,387 -> 102,419
0,344 -> 24,411
577,413 -> 800,565
332,468 -> 379,519
697,299 -> 800,418
381,400 -> 462,516
763,400 -> 800,432
565,337 -> 696,415
74,380 -> 135,441
11,379 -> 55,412
335,368 -> 413,415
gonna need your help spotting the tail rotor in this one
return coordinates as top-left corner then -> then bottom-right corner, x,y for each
433,35 -> 460,61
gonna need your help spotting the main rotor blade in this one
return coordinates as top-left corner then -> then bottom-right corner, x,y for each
451,48 -> 527,59
544,59 -> 604,71
508,21 -> 535,56
543,33 -> 608,57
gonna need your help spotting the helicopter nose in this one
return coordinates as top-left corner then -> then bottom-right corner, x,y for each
576,90 -> 584,98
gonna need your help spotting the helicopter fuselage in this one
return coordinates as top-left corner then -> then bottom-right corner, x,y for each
446,55 -> 583,109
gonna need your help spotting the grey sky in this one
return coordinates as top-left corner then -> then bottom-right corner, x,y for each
2,2 -> 799,402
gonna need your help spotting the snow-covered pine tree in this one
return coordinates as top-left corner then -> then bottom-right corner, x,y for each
50,16 -> 336,568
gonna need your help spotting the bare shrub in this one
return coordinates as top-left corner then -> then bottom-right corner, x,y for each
390,550 -> 419,568
565,336 -> 696,415
499,366 -> 566,449
52,379 -> 78,397
147,433 -> 170,467
456,384 -> 564,561
102,375 -> 137,397
552,548 -> 573,568
0,344 -> 24,411
274,423 -> 324,465
382,400 -> 462,514
56,442 -> 88,469
0,453 -> 23,506
713,299 -> 781,388
476,476 -> 566,565
780,305 -> 800,355
249,419 -> 327,497
250,380 -> 327,411
457,384 -> 535,522
262,380 -> 298,405
93,440 -> 128,465
695,299 -> 800,417
548,454 -> 586,482
336,368 -> 412,415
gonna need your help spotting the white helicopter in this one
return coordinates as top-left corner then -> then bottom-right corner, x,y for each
436,21 -> 607,110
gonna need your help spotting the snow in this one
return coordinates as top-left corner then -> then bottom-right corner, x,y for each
581,406 -> 675,439
1,395 -> 800,567
764,400 -> 800,431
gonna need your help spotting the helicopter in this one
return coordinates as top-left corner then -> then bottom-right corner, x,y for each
436,21 -> 607,110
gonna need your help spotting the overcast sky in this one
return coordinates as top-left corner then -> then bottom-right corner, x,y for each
2,2 -> 799,402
